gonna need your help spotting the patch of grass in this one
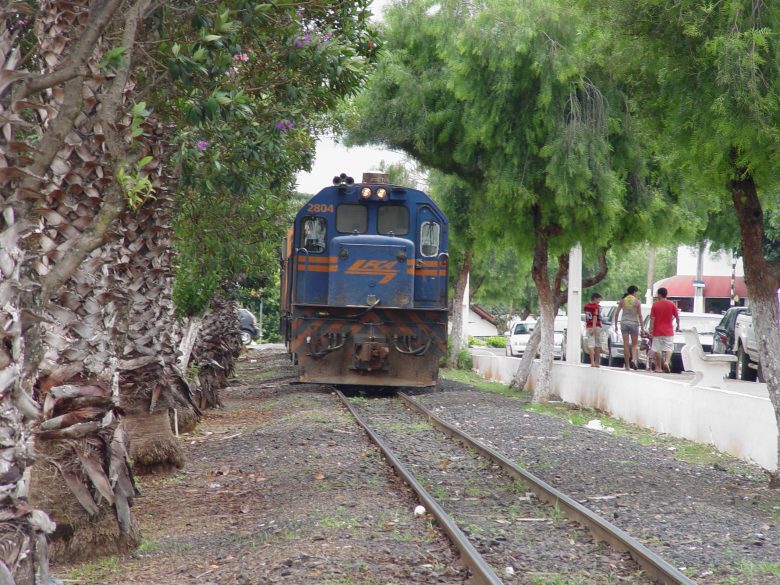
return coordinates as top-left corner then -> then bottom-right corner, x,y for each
759,502 -> 780,521
530,573 -> 627,585
324,578 -> 401,585
136,539 -> 159,553
377,421 -> 431,433
734,559 -> 780,580
504,480 -> 529,496
440,369 -> 520,397
319,516 -> 356,529
546,503 -> 563,522
463,485 -> 487,497
66,557 -> 121,583
243,370 -> 277,381
427,484 -> 449,500
391,528 -> 414,542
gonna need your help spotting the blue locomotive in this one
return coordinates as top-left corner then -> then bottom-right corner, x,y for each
280,172 -> 449,387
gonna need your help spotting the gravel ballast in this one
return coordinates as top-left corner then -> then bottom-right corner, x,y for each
415,380 -> 780,584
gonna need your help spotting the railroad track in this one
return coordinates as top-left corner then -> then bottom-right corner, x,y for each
337,389 -> 696,585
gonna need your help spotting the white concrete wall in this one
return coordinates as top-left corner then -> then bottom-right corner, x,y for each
469,350 -> 777,472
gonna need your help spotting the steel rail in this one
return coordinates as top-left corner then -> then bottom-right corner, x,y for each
398,392 -> 697,585
335,390 -> 503,585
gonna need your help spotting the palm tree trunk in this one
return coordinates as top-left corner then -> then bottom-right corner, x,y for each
115,193 -> 199,473
2,0 -> 141,572
190,295 -> 243,409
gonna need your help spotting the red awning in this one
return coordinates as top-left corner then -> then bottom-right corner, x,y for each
653,275 -> 748,298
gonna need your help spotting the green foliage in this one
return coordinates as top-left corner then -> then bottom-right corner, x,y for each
592,0 -> 780,215
100,46 -> 127,72
581,244 -> 677,305
155,1 -> 380,316
348,0 -> 691,322
485,336 -> 506,348
455,347 -> 472,370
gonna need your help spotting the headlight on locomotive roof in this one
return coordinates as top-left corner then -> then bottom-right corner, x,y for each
360,187 -> 372,199
376,187 -> 388,200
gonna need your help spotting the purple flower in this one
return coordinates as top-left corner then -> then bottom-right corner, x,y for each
233,53 -> 249,62
294,34 -> 312,47
320,32 -> 333,44
196,140 -> 209,151
275,120 -> 294,131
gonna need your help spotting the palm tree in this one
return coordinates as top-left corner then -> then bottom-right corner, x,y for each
190,294 -> 242,409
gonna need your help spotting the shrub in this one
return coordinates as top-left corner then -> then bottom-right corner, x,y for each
468,336 -> 486,346
456,347 -> 473,370
486,336 -> 506,348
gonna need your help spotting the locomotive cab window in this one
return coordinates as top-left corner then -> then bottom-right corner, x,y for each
301,216 -> 326,253
336,204 -> 368,233
420,220 -> 440,257
378,206 -> 409,235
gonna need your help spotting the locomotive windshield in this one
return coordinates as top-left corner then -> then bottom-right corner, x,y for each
302,216 -> 326,252
336,204 -> 368,233
420,220 -> 440,257
378,206 -> 409,235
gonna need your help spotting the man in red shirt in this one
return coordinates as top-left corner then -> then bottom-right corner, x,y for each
649,287 -> 680,373
584,293 -> 603,367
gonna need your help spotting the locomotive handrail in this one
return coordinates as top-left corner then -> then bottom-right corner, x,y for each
294,247 -> 309,302
437,252 -> 449,307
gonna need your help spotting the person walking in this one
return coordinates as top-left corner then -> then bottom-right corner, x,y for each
649,287 -> 680,373
614,285 -> 644,370
584,293 -> 603,367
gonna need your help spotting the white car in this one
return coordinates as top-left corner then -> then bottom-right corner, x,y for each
552,316 -> 569,359
505,320 -> 535,357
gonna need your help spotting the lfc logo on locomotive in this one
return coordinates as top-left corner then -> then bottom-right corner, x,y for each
345,259 -> 399,284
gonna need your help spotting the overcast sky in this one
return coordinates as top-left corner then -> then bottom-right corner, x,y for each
294,0 -> 407,195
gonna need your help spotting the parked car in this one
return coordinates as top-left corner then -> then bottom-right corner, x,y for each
638,312 -> 721,372
601,302 -> 652,367
734,311 -> 762,381
559,315 -> 583,362
552,316 -> 569,360
239,308 -> 260,345
505,320 -> 535,357
712,306 -> 749,378
566,301 -> 615,363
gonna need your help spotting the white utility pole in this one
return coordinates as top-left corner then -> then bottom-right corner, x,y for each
646,246 -> 656,305
693,241 -> 706,313
566,244 -> 582,364
462,272 -> 470,344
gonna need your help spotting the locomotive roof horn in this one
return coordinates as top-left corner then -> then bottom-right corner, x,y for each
332,173 -> 354,188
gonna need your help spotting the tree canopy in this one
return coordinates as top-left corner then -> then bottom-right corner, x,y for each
149,1 -> 381,316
